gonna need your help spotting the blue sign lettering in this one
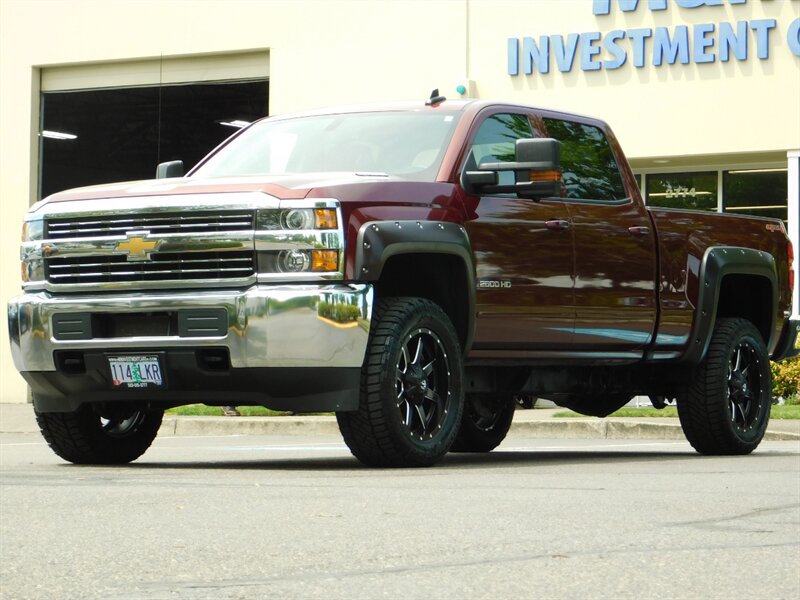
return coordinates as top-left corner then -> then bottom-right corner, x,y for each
508,1 -> 789,77
593,0 -> 667,15
594,0 -> 746,15
554,33 -> 580,72
603,30 -> 628,69
508,38 -> 519,75
523,36 -> 550,74
789,18 -> 800,57
693,23 -> 717,64
627,28 -> 653,68
718,21 -> 748,62
581,32 -> 603,70
652,25 -> 690,66
750,19 -> 776,59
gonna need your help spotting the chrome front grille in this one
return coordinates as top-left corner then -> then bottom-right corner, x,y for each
46,250 -> 255,285
46,211 -> 254,239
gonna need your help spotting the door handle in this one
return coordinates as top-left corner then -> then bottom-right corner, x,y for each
545,219 -> 570,231
628,226 -> 650,237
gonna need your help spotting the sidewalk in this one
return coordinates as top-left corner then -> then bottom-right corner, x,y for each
2,402 -> 798,441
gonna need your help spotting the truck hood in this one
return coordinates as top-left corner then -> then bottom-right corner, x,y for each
36,172 -> 408,206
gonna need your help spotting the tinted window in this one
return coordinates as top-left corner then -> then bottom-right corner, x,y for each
543,118 -> 627,201
468,113 -> 533,186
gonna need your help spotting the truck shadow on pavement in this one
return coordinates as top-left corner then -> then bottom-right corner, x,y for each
113,447 -> 788,471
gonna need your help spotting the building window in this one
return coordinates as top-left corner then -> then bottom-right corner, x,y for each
40,79 -> 268,198
723,168 -> 788,223
645,171 -> 717,211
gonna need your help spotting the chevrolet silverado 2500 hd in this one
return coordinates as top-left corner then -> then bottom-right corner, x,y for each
9,95 -> 799,467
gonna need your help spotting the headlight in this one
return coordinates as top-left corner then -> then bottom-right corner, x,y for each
21,218 -> 45,288
254,202 -> 342,280
21,219 -> 44,242
282,209 -> 314,230
257,208 -> 338,231
266,249 -> 340,273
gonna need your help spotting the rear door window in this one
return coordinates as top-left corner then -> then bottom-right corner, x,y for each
542,118 -> 627,201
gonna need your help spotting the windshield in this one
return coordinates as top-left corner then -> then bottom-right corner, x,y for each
192,111 -> 461,181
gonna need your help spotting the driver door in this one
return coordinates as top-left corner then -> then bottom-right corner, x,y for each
459,110 -> 575,355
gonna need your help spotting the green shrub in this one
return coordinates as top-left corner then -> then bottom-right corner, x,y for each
771,356 -> 800,400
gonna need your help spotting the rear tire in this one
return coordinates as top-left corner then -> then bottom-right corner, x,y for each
35,404 -> 163,464
677,318 -> 771,455
337,297 -> 463,467
450,394 -> 515,453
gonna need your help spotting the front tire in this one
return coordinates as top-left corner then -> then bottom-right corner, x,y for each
337,297 -> 464,467
35,404 -> 163,464
450,394 -> 515,453
677,318 -> 771,455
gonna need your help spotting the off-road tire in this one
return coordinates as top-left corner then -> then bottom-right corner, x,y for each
35,404 -> 164,464
337,297 -> 464,467
450,394 -> 515,453
677,318 -> 771,455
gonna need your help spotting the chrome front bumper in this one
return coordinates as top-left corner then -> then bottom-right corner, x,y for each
8,284 -> 373,372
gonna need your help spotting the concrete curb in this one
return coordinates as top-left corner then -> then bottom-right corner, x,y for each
509,419 -> 799,442
3,404 -> 798,441
159,415 -> 340,437
156,415 -> 800,441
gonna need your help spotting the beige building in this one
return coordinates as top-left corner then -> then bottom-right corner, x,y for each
1,0 -> 798,403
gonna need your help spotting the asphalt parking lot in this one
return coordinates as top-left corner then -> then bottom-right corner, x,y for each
1,430 -> 798,599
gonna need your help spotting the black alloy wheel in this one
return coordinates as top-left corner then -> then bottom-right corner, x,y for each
678,318 -> 771,455
35,403 -> 164,464
726,340 -> 764,434
337,297 -> 464,467
395,327 -> 453,441
450,393 -> 516,453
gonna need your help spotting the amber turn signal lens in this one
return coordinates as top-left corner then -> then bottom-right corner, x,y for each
311,250 -> 339,271
528,170 -> 561,182
314,208 -> 338,229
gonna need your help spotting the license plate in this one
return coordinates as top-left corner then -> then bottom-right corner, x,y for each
108,355 -> 164,389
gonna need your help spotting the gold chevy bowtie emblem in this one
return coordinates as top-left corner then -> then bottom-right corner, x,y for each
115,233 -> 161,261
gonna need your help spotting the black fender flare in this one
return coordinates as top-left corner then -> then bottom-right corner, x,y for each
353,220 -> 476,350
682,246 -> 777,364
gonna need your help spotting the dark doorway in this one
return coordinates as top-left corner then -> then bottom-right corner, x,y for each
40,79 -> 269,198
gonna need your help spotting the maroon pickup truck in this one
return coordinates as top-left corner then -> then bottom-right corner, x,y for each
9,93 -> 798,467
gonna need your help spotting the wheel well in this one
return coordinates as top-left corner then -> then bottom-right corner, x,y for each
716,274 -> 772,344
374,253 -> 472,349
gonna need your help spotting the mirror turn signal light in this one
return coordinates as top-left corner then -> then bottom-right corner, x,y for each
528,170 -> 562,182
311,249 -> 339,272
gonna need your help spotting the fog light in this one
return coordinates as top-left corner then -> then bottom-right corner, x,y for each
311,250 -> 339,272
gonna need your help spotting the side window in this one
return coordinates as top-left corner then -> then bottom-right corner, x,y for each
543,118 -> 627,201
468,113 -> 534,186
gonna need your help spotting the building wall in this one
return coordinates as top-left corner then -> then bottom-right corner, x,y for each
1,0 -> 798,402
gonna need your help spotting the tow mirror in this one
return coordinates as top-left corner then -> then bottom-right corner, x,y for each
463,138 -> 561,199
156,160 -> 184,179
